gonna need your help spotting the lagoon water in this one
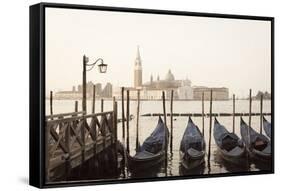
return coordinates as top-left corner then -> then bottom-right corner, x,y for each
46,99 -> 272,179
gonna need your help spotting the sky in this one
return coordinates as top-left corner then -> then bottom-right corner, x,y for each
46,8 -> 271,98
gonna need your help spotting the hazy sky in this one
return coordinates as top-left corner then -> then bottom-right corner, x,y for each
46,8 -> 271,98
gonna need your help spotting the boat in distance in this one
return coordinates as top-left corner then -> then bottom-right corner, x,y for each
180,117 -> 206,170
213,118 -> 246,165
127,116 -> 169,171
240,117 -> 271,161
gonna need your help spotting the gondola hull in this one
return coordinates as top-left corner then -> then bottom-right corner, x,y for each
240,118 -> 271,162
247,147 -> 271,162
216,147 -> 246,165
127,151 -> 166,171
179,150 -> 205,170
214,118 -> 247,165
180,117 -> 206,170
126,117 -> 169,171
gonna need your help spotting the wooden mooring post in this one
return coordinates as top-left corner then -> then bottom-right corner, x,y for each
121,87 -> 125,141
113,97 -> 118,141
260,94 -> 263,134
162,91 -> 168,174
101,98 -> 104,112
249,89 -> 252,128
233,94 -> 235,133
202,92 -> 205,136
113,96 -> 118,167
208,90 -> 213,166
136,90 -> 140,152
75,101 -> 78,112
126,90 -> 130,154
162,91 -> 167,129
92,85 -> 96,113
170,90 -> 174,151
50,91 -> 53,116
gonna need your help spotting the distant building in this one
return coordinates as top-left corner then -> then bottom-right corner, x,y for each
255,91 -> 271,100
193,86 -> 229,100
113,87 -> 168,100
54,91 -> 82,100
101,83 -> 113,97
78,85 -> 82,92
142,70 -> 193,99
134,46 -> 142,88
114,46 -> 195,100
177,81 -> 194,100
95,83 -> 102,96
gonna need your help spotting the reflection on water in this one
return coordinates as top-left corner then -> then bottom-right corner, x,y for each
46,99 -> 272,181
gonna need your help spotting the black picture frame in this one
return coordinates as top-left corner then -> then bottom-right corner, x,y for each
29,2 -> 274,188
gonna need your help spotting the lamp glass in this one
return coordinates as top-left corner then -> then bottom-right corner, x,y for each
98,63 -> 107,73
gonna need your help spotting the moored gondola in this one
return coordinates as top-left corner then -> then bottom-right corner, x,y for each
180,117 -> 206,170
213,118 -> 246,165
127,116 -> 169,171
240,117 -> 271,161
263,116 -> 271,139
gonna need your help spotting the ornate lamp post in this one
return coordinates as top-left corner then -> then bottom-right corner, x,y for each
82,55 -> 107,113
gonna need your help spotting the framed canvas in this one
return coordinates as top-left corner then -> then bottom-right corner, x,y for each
29,2 -> 274,188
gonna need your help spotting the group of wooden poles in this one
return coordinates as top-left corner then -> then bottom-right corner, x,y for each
49,87 -> 267,166
118,87 -> 267,166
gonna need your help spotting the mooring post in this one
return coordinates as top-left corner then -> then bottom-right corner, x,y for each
126,90 -> 130,154
249,89 -> 252,128
136,90 -> 140,152
75,100 -> 78,112
208,89 -> 213,166
170,90 -> 174,152
233,94 -> 235,133
114,101 -> 118,142
112,97 -> 118,170
112,96 -> 116,142
82,118 -> 86,162
162,91 -> 167,129
65,114 -> 71,179
202,92 -> 205,136
92,85 -> 96,114
50,91 -> 53,116
162,91 -> 168,171
121,87 -> 125,141
260,94 -> 263,134
45,123 -> 50,182
101,98 -> 104,112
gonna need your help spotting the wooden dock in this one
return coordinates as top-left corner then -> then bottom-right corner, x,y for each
45,106 -> 118,181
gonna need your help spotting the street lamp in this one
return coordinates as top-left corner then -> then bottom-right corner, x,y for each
82,55 -> 107,113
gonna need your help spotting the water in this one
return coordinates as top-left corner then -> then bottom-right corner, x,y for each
46,99 -> 271,180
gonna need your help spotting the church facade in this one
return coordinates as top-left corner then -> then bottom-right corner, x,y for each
113,46 -> 229,100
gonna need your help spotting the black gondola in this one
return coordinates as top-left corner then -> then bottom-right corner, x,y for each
240,117 -> 271,161
180,117 -> 205,170
213,118 -> 246,165
263,116 -> 271,139
127,116 -> 169,171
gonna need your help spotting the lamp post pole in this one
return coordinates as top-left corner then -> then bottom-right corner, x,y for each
81,55 -> 107,114
82,55 -> 87,113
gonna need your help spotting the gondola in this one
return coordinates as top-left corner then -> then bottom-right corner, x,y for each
263,116 -> 271,139
213,118 -> 246,165
180,117 -> 205,170
240,117 -> 271,161
127,116 -> 169,171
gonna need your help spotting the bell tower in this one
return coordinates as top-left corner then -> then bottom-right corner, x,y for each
134,46 -> 142,88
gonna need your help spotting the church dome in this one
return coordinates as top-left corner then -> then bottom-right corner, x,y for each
165,69 -> 175,81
